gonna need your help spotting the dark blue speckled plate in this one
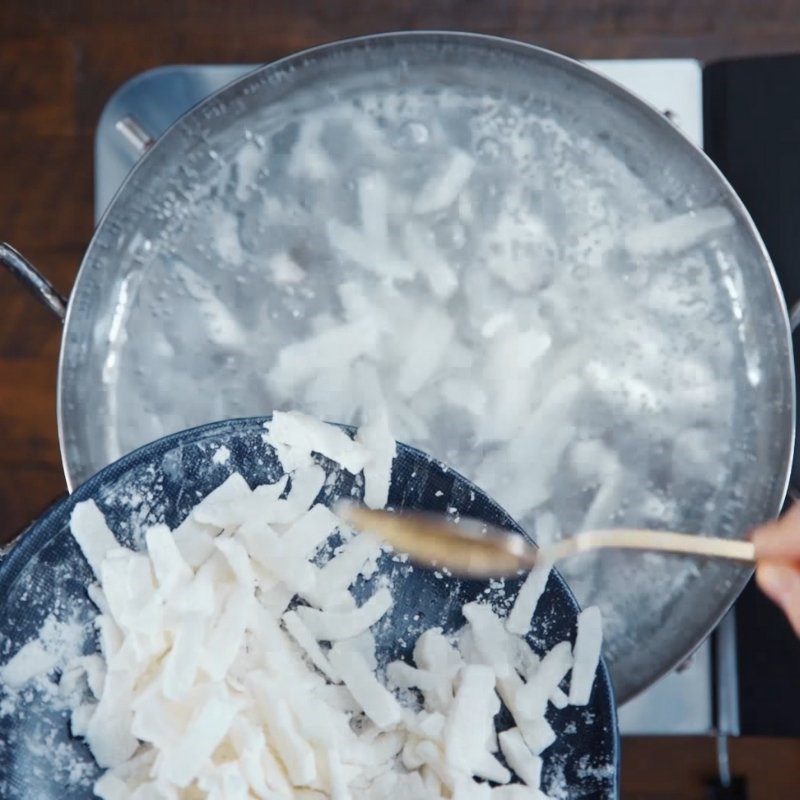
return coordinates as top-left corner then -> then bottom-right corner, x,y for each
0,417 -> 618,798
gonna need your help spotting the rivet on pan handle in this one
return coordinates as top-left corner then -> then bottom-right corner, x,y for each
115,115 -> 155,156
0,243 -> 67,321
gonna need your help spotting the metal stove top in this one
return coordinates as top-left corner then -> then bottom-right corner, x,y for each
94,59 -> 721,737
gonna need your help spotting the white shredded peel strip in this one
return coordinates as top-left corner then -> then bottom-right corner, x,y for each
296,586 -> 394,642
506,558 -> 552,636
569,605 -> 603,706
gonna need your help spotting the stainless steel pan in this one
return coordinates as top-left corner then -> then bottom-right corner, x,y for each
3,32 -> 795,703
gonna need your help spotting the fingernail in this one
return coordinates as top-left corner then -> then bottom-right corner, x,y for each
759,564 -> 798,603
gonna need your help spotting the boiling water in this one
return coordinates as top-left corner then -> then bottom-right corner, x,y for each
104,71 -> 755,673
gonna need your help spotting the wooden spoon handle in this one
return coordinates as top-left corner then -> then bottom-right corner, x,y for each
545,529 -> 756,564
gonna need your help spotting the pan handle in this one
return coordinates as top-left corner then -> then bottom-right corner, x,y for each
0,243 -> 67,321
789,300 -> 800,501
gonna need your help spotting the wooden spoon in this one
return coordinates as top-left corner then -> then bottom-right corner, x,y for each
338,504 -> 756,579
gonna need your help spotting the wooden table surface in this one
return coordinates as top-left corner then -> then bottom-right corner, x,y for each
3,1 -> 800,797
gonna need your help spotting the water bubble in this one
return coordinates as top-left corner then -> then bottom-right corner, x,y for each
394,120 -> 429,148
476,137 -> 501,160
572,264 -> 590,281
435,220 -> 467,251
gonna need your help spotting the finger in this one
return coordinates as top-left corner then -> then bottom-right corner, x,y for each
752,503 -> 800,559
756,562 -> 800,637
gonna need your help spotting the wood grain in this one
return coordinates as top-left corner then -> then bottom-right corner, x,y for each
622,736 -> 800,799
3,0 -> 800,791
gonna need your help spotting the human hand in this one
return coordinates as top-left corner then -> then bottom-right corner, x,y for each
753,503 -> 800,636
